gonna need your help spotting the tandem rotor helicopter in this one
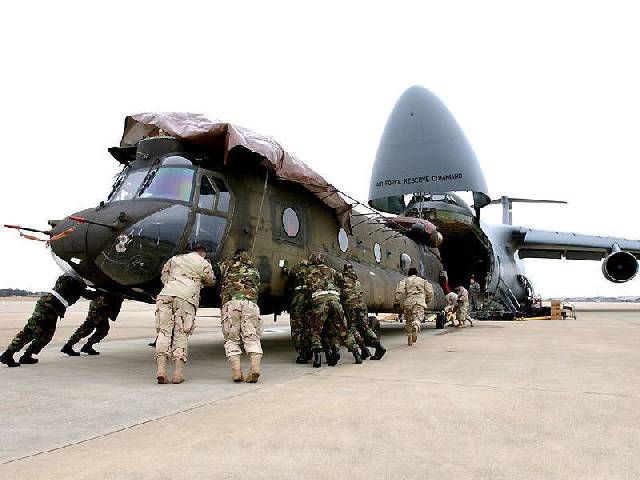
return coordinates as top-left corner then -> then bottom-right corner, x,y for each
9,86 -> 640,323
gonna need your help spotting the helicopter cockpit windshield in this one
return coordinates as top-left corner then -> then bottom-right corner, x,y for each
107,156 -> 196,204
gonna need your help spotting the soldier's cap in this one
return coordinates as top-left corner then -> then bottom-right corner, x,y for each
309,252 -> 325,264
234,248 -> 252,264
191,244 -> 206,253
343,262 -> 354,271
300,259 -> 309,266
408,267 -> 418,276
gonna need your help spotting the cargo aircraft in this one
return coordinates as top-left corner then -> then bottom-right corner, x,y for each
39,88 -> 639,325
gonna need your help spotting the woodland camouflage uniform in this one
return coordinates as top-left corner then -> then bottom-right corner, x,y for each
338,263 -> 386,360
287,260 -> 313,362
217,250 -> 263,383
468,279 -> 481,311
304,252 -> 361,367
1,275 -> 91,367
62,292 -> 124,355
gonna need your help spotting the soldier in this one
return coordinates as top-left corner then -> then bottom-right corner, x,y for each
60,292 -> 124,356
453,286 -> 474,327
217,248 -> 263,383
469,276 -> 481,312
338,263 -> 386,360
305,252 -> 362,368
1,274 -> 93,367
444,291 -> 459,326
155,244 -> 215,384
394,267 -> 434,346
285,259 -> 313,364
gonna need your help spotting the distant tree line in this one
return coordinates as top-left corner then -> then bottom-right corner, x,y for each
0,289 -> 47,297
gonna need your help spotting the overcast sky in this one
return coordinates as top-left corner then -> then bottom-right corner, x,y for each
1,1 -> 638,297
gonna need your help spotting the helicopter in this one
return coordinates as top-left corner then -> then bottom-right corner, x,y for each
42,87 -> 639,323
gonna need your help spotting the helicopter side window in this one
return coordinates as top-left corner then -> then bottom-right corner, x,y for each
108,169 -> 147,202
212,178 -> 230,213
401,253 -> 412,272
338,228 -> 349,253
138,167 -> 195,203
198,176 -> 217,210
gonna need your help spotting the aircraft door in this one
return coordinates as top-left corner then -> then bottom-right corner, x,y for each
186,170 -> 233,262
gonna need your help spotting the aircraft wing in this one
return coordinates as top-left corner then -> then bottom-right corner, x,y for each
512,228 -> 640,260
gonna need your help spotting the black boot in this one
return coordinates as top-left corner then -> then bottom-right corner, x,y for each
19,353 -> 39,364
359,343 -> 371,360
295,354 -> 309,364
371,341 -> 387,360
325,348 -> 338,367
331,346 -> 341,363
81,344 -> 100,355
353,351 -> 363,364
61,343 -> 80,356
312,351 -> 322,368
148,337 -> 157,347
0,350 -> 20,368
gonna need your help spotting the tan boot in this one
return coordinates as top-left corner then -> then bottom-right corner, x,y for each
407,334 -> 413,346
246,353 -> 262,383
172,359 -> 185,384
156,355 -> 168,384
229,355 -> 243,383
412,330 -> 418,343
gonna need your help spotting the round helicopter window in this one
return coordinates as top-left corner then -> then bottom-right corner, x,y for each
401,253 -> 412,272
374,243 -> 381,263
338,228 -> 349,252
282,208 -> 300,237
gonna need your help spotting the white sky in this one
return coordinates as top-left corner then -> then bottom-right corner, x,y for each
1,0 -> 638,297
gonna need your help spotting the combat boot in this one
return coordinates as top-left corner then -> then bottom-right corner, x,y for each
352,351 -> 363,364
246,353 -> 262,383
295,354 -> 309,364
371,341 -> 387,360
407,334 -> 413,346
0,350 -> 20,368
19,354 -> 39,364
81,344 -> 100,355
312,350 -> 322,368
359,343 -> 371,360
172,359 -> 185,384
331,346 -> 341,363
325,348 -> 338,367
61,343 -> 80,356
412,328 -> 418,344
229,355 -> 244,382
156,355 -> 168,384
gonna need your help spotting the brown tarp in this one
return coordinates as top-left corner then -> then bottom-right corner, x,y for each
120,112 -> 352,232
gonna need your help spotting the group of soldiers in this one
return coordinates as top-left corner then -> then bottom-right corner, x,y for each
0,245 -> 478,384
286,252 -> 387,368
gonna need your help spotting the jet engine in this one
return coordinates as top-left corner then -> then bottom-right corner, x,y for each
602,244 -> 638,283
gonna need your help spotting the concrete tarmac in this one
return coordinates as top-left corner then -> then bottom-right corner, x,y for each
1,301 -> 639,479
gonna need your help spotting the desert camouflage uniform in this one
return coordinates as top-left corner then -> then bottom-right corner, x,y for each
395,275 -> 434,335
218,251 -> 262,358
305,254 -> 358,353
455,287 -> 472,327
338,268 -> 379,346
468,281 -> 481,311
156,252 -> 215,362
66,293 -> 124,347
444,291 -> 458,325
288,261 -> 312,357
6,275 -> 89,356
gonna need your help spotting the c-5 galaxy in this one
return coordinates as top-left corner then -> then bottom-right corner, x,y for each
46,88 -> 639,322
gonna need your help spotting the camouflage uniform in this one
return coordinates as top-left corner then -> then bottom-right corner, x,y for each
444,291 -> 458,326
468,280 -> 481,311
305,253 -> 359,356
217,251 -> 262,358
395,275 -> 434,342
455,287 -> 473,327
3,275 -> 89,360
65,293 -> 123,349
156,252 -> 215,362
338,266 -> 379,346
287,260 -> 313,359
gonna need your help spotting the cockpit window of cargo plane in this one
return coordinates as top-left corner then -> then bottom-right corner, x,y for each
138,167 -> 195,203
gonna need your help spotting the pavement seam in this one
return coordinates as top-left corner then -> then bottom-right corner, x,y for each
328,373 -> 640,399
1,369 -> 324,466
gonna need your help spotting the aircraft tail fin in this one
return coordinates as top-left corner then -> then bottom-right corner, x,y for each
489,196 -> 567,225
